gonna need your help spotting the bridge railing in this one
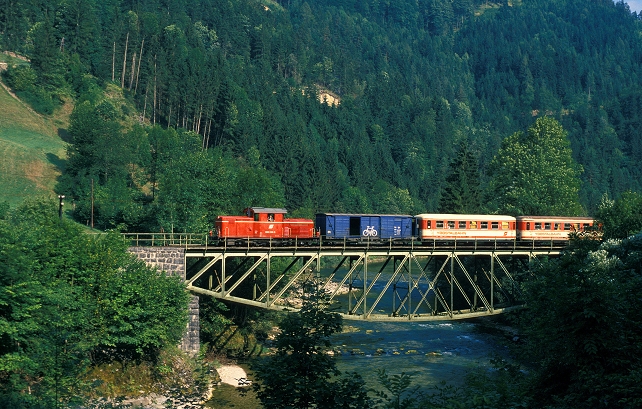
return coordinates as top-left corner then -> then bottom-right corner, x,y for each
120,232 -> 567,251
122,233 -> 210,247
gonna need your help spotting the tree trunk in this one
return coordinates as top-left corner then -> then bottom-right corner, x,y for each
153,55 -> 157,125
121,32 -> 129,88
134,38 -> 144,95
112,42 -> 116,82
129,52 -> 136,90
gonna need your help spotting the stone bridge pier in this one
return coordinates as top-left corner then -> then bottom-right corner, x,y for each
129,247 -> 199,354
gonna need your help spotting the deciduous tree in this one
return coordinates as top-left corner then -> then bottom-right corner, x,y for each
519,233 -> 642,408
487,117 -> 584,216
252,283 -> 372,409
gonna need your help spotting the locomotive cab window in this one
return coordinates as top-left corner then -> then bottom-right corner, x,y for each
459,221 -> 467,229
268,213 -> 275,222
491,222 -> 499,230
254,214 -> 260,221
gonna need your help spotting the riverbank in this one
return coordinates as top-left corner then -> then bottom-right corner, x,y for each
216,364 -> 251,386
79,351 -> 258,409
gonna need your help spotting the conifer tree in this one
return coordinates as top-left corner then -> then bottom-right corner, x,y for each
439,141 -> 482,214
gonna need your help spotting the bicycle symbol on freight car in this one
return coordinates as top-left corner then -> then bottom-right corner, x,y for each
362,226 -> 378,236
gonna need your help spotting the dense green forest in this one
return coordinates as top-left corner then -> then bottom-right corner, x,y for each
2,0 -> 641,231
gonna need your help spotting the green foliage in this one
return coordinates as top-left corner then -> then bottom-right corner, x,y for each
198,296 -> 232,349
2,64 -> 36,91
0,199 -> 190,406
2,63 -> 57,114
4,0 -> 642,223
439,141 -> 483,213
518,233 -> 642,408
373,370 -> 422,409
488,117 -> 584,216
252,283 -> 372,409
595,191 -> 642,239
16,87 -> 56,115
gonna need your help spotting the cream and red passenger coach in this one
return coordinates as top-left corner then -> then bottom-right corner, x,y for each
415,214 -> 517,241
516,216 -> 596,241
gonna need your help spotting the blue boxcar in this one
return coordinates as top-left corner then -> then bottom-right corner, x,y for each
315,213 -> 414,240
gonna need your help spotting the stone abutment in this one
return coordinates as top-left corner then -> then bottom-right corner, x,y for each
129,247 -> 199,354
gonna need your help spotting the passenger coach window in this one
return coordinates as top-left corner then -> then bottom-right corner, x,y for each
470,221 -> 477,229
459,221 -> 467,229
544,223 -> 551,230
491,222 -> 499,229
583,223 -> 590,230
447,221 -> 455,229
502,221 -> 509,229
481,221 -> 488,229
554,223 -> 560,230
564,223 -> 571,230
436,221 -> 444,228
535,223 -> 541,230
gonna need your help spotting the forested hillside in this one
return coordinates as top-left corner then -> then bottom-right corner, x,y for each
1,0 -> 640,231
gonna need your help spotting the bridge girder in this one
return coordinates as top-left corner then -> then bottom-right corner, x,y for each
184,247 -> 559,322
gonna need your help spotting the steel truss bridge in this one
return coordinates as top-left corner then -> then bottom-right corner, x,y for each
132,235 -> 565,322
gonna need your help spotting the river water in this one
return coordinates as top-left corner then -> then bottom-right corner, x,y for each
206,318 -> 507,408
333,319 -> 506,392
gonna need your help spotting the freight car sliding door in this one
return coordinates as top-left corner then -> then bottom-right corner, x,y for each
349,217 -> 361,236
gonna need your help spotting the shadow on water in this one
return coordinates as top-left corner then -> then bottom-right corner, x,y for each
206,383 -> 260,409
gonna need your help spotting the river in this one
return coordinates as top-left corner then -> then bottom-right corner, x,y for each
333,319 -> 507,391
206,318 -> 508,408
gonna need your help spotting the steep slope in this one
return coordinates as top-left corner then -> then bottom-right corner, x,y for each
0,78 -> 67,207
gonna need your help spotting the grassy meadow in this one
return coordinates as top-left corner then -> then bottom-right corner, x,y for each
0,62 -> 68,208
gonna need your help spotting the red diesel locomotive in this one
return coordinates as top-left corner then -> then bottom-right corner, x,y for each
215,207 -> 316,241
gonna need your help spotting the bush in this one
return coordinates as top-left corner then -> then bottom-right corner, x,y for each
2,64 -> 36,91
16,87 -> 55,115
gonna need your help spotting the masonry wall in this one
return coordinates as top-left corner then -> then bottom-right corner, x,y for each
129,246 -> 199,354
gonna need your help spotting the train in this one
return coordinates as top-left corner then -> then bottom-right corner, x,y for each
212,207 -> 598,245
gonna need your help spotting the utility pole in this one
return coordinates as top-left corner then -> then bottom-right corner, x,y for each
58,195 -> 64,220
